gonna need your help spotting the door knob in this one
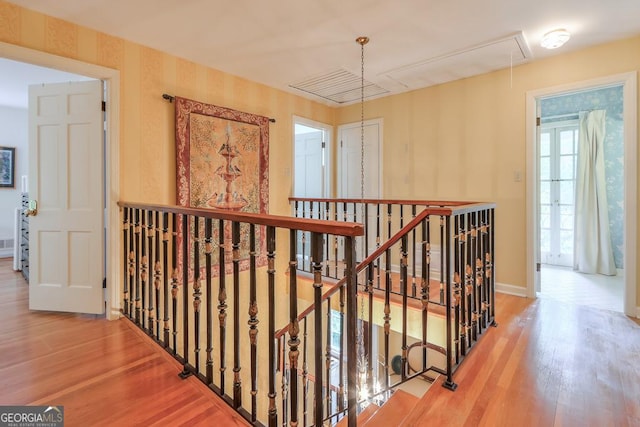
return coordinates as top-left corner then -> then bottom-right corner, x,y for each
24,200 -> 37,217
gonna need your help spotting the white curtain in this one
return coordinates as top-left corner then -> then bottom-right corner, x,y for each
574,110 -> 616,275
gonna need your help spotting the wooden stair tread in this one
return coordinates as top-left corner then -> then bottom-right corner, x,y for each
335,402 -> 380,427
361,389 -> 419,427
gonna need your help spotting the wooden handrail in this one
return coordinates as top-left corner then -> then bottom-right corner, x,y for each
275,200 -> 496,339
118,201 -> 364,237
289,197 -> 496,216
275,207 -> 432,339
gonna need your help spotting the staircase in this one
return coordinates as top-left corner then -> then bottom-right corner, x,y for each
336,390 -> 420,427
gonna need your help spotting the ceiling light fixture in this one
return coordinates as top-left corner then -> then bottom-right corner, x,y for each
540,29 -> 571,49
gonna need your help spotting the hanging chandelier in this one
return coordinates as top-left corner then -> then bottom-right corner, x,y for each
355,35 -> 370,405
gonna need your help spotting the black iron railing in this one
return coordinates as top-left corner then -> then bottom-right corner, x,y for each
119,201 -> 363,427
119,198 -> 495,426
286,198 -> 496,412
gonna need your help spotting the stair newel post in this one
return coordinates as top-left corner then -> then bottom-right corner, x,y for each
217,219 -> 227,394
421,216 -> 430,371
344,236 -> 358,427
192,216 -> 201,376
171,213 -> 179,354
134,208 -> 141,324
122,207 -> 129,317
204,218 -> 213,385
179,214 -> 192,379
153,211 -> 161,339
162,212 -> 170,348
231,221 -> 242,408
288,229 -> 300,427
400,233 -> 408,382
443,214 -> 458,391
311,232 -> 325,427
266,226 -> 277,427
248,223 -> 259,422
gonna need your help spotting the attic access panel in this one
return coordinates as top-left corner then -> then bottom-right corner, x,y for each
381,32 -> 532,89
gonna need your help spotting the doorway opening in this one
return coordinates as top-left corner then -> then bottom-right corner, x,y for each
526,72 -> 637,317
292,117 -> 332,267
538,88 -> 624,312
0,42 -> 121,319
293,117 -> 331,199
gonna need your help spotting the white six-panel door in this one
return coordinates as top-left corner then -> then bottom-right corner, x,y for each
338,119 -> 382,260
28,80 -> 104,314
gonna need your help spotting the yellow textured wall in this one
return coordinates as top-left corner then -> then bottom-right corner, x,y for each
336,36 -> 640,298
0,0 -> 334,216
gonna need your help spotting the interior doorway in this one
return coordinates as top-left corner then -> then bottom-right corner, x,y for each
292,117 -> 332,267
538,87 -> 624,313
0,41 -> 121,319
526,72 -> 637,317
293,116 -> 331,198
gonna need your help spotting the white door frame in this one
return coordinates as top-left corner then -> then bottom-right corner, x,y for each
292,115 -> 332,198
0,42 -> 122,320
525,72 -> 637,317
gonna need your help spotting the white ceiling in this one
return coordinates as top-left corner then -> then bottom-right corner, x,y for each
2,0 -> 640,107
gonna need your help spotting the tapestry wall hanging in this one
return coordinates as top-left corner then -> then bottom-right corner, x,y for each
175,96 -> 269,275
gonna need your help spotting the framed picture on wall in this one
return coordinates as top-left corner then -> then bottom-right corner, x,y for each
0,146 -> 15,188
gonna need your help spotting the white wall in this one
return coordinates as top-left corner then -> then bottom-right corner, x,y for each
0,105 -> 27,244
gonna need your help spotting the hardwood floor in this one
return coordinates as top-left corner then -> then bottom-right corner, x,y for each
2,256 -> 638,426
0,258 -> 248,427
402,293 -> 640,427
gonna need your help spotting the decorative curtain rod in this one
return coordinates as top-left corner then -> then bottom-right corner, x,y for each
162,93 -> 276,123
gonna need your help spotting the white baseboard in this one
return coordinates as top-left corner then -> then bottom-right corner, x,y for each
495,282 -> 528,298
